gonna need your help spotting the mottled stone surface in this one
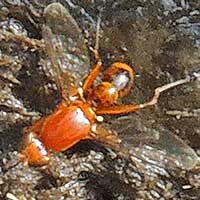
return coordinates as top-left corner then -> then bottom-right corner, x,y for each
0,1 -> 200,200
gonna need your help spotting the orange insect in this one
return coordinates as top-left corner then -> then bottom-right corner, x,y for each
19,3 -> 196,166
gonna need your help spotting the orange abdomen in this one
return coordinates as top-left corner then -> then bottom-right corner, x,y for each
38,102 -> 93,152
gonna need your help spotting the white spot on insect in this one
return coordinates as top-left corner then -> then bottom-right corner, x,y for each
69,95 -> 78,101
113,73 -> 129,91
91,124 -> 97,132
89,107 -> 95,116
108,87 -> 116,95
96,115 -> 104,122
78,87 -> 84,97
32,137 -> 48,156
76,108 -> 90,125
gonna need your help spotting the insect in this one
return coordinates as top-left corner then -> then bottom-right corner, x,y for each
19,3 -> 198,167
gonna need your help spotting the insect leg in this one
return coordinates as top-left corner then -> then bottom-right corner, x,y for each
96,76 -> 192,115
82,10 -> 102,93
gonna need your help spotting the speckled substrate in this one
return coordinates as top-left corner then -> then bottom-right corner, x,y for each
0,1 -> 200,200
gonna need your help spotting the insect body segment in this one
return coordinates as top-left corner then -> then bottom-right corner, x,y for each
85,60 -> 134,107
38,102 -> 95,152
21,132 -> 50,166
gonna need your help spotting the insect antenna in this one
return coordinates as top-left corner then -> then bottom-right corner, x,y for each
89,8 -> 102,61
94,9 -> 102,53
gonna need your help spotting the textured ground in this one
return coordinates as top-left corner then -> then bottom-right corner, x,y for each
0,1 -> 200,200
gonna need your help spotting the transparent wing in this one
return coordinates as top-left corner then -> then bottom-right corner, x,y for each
42,3 -> 90,102
110,116 -> 199,171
